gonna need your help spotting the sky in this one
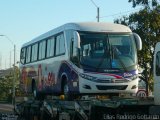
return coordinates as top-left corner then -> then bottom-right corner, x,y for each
0,0 -> 142,69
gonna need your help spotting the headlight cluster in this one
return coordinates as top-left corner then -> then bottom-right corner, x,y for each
79,73 -> 138,82
127,75 -> 138,81
79,73 -> 97,81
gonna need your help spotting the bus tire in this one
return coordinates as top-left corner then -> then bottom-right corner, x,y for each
62,78 -> 72,100
32,80 -> 44,100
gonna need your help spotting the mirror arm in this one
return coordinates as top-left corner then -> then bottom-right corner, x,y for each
133,33 -> 142,51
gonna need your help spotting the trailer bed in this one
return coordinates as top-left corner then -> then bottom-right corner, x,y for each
14,96 -> 160,120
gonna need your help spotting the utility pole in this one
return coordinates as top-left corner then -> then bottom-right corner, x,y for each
0,53 -> 1,70
10,51 -> 11,68
90,0 -> 100,22
5,59 -> 6,69
97,7 -> 100,22
0,35 -> 16,109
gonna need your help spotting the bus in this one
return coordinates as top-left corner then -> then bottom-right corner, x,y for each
19,22 -> 142,99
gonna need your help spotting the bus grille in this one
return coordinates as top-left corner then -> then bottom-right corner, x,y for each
96,79 -> 129,83
96,85 -> 128,90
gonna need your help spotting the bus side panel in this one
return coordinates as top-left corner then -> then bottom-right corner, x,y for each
20,65 -> 37,94
36,61 -> 61,95
35,60 -> 75,95
20,66 -> 28,93
19,61 -> 61,95
57,61 -> 79,94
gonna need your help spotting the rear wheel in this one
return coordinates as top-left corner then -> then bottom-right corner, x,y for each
32,81 -> 44,100
32,81 -> 38,99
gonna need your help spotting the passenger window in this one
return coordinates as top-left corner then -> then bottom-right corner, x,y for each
56,34 -> 65,56
39,40 -> 46,60
47,37 -> 55,58
31,43 -> 38,62
156,52 -> 160,76
20,48 -> 26,64
26,46 -> 31,63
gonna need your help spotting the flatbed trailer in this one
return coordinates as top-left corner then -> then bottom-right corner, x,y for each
14,96 -> 160,120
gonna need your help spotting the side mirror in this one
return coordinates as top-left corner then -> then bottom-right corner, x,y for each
133,33 -> 142,50
73,31 -> 80,49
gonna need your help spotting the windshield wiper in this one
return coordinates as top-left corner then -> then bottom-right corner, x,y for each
111,46 -> 128,72
95,54 -> 108,72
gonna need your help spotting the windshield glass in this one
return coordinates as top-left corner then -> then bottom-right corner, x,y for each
79,32 -> 137,73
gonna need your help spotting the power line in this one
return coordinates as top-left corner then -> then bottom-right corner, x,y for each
90,0 -> 98,8
89,1 -> 141,21
100,8 -> 141,18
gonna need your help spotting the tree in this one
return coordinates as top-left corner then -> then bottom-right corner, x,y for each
0,73 -> 13,102
0,66 -> 20,102
115,1 -> 160,95
128,0 -> 159,8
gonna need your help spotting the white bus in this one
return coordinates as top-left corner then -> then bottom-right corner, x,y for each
153,42 -> 160,105
19,22 -> 142,99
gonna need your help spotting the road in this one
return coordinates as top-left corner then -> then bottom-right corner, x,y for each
0,103 -> 13,113
0,104 -> 18,120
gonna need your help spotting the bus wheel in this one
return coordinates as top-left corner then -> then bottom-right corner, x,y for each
32,82 -> 38,99
32,81 -> 44,100
63,81 -> 72,100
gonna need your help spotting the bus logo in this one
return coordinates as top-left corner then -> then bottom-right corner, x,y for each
111,79 -> 116,83
124,73 -> 132,77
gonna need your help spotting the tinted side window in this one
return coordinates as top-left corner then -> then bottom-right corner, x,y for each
26,46 -> 31,63
65,30 -> 74,57
39,40 -> 46,60
31,43 -> 38,62
156,51 -> 160,76
20,48 -> 26,64
56,34 -> 65,56
47,37 -> 55,58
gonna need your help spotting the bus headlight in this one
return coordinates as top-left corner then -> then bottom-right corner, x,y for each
127,75 -> 138,81
79,73 -> 97,81
131,85 -> 137,89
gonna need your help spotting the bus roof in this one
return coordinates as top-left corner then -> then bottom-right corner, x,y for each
22,22 -> 132,47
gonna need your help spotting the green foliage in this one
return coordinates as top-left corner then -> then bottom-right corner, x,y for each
115,1 -> 160,92
0,67 -> 20,102
0,74 -> 13,102
128,0 -> 158,8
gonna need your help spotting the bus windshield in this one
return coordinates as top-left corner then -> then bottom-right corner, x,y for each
79,32 -> 137,73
